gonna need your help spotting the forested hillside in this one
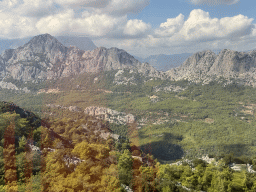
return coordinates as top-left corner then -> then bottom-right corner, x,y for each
0,101 -> 256,191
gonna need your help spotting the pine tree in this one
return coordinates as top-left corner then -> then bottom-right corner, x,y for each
118,149 -> 133,186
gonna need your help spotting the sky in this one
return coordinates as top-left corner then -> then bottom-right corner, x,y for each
0,0 -> 256,57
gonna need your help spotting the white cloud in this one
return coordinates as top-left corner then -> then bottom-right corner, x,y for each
155,14 -> 185,37
72,13 -> 125,36
0,0 -> 151,39
53,0 -> 149,15
36,10 -> 74,35
54,0 -> 110,8
0,0 -> 55,18
18,0 -> 55,17
179,9 -> 254,41
112,9 -> 255,57
0,12 -> 38,39
190,0 -> 239,5
99,0 -> 150,16
0,0 -> 150,39
124,19 -> 151,36
152,9 -> 254,43
36,9 -> 126,37
0,0 -> 19,9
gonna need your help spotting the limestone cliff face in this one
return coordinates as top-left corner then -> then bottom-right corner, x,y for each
0,34 -> 162,82
208,49 -> 256,77
167,50 -> 216,81
166,49 -> 256,85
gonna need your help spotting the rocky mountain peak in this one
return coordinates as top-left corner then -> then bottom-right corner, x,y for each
167,48 -> 256,86
22,33 -> 67,54
0,34 -> 163,83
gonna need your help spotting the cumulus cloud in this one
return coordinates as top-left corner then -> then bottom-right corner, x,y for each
72,13 -> 125,36
36,9 -> 126,37
155,14 -> 185,37
54,0 -> 110,8
36,10 -> 74,35
179,9 -> 254,41
99,0 -> 150,16
190,0 -> 239,5
114,9 -> 255,57
0,0 -> 150,39
124,19 -> 151,37
0,0 -> 56,18
0,12 -> 38,39
153,9 -> 254,42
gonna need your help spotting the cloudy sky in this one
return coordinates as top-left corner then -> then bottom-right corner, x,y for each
0,0 -> 255,57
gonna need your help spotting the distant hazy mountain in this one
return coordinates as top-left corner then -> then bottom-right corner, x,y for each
56,36 -> 97,51
0,35 -> 97,54
135,53 -> 192,71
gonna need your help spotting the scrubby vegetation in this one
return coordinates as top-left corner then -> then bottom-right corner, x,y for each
0,102 -> 256,191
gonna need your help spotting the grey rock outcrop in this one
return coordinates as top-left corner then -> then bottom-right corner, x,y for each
166,49 -> 256,86
0,34 -> 162,84
208,49 -> 256,77
84,106 -> 135,124
0,81 -> 30,92
0,81 -> 19,90
167,50 -> 216,81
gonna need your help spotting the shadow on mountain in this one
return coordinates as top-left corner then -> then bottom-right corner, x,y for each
140,132 -> 184,163
210,143 -> 250,158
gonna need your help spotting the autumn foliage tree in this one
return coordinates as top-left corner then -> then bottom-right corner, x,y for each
3,120 -> 18,191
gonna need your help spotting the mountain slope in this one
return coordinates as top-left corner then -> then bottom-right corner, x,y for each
166,49 -> 256,86
0,34 -> 162,83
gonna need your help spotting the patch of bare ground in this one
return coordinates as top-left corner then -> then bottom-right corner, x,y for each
204,118 -> 214,124
97,89 -> 113,93
241,110 -> 253,115
175,95 -> 186,100
38,88 -> 61,94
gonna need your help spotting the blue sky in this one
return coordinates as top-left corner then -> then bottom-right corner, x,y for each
132,0 -> 242,27
0,0 -> 255,57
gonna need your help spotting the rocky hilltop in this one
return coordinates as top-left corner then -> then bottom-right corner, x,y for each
1,33 -> 256,88
167,49 -> 256,86
84,106 -> 135,125
0,34 -> 162,83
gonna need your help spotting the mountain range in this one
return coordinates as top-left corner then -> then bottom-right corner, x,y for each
0,34 -> 162,84
167,49 -> 256,86
0,33 -> 256,92
1,33 -> 256,163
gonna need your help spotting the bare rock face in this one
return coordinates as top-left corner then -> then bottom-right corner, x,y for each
208,49 -> 256,77
84,106 -> 135,124
166,49 -> 256,85
0,33 -> 162,83
168,50 -> 216,81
